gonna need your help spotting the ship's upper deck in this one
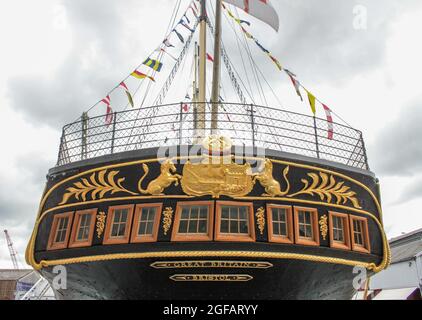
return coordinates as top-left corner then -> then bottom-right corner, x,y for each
56,102 -> 369,170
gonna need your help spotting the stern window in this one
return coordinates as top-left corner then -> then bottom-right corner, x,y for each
47,212 -> 74,251
294,207 -> 320,246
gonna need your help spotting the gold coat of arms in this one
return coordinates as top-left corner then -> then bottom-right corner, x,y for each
181,158 -> 254,198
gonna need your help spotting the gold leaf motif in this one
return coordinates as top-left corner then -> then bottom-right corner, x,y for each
255,207 -> 266,235
96,212 -> 106,239
319,215 -> 328,241
162,207 -> 174,236
288,172 -> 362,209
59,170 -> 137,205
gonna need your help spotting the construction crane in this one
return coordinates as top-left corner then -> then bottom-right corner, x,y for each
4,230 -> 19,270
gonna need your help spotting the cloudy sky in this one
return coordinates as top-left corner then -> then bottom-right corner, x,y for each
1,0 -> 421,268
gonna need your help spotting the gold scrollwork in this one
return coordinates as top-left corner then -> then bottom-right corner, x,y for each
96,211 -> 106,239
319,215 -> 328,241
253,159 -> 290,197
162,207 -> 174,235
138,160 -> 182,196
59,170 -> 137,205
255,207 -> 266,235
169,274 -> 253,282
288,172 -> 362,209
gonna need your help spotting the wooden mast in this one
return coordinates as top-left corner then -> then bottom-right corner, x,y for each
197,0 -> 207,142
211,0 -> 222,134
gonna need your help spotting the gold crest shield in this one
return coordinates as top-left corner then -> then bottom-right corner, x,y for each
181,158 -> 254,198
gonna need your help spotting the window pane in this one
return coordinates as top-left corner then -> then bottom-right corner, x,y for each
220,219 -> 229,233
273,222 -> 280,235
181,208 -> 189,219
239,220 -> 249,234
199,207 -> 208,219
190,207 -> 199,219
198,220 -> 207,233
229,220 -> 238,233
229,207 -> 238,220
239,207 -> 247,220
280,223 -> 287,236
111,223 -> 119,237
178,220 -> 188,233
221,207 -> 229,219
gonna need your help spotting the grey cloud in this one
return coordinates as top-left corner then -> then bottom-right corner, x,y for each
8,0 -> 421,129
270,0 -> 419,83
6,0 -> 157,128
394,176 -> 422,205
370,99 -> 422,176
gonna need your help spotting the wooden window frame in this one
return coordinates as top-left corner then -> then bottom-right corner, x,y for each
171,201 -> 214,242
103,204 -> 134,245
350,215 -> 371,254
215,201 -> 256,242
68,209 -> 97,248
328,211 -> 351,250
47,212 -> 74,251
293,206 -> 320,246
131,203 -> 163,243
266,204 -> 294,244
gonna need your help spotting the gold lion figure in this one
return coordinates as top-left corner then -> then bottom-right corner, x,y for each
138,160 -> 182,195
253,159 -> 290,197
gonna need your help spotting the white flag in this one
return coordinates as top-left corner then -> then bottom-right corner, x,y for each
223,0 -> 279,31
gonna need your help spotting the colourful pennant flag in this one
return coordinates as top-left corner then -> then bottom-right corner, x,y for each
307,91 -> 317,115
131,70 -> 155,82
183,104 -> 189,112
240,26 -> 254,39
269,54 -> 282,70
180,20 -> 195,33
284,69 -> 303,101
223,0 -> 279,31
322,104 -> 334,140
226,7 -> 251,25
173,29 -> 185,43
206,53 -> 214,62
101,95 -> 113,125
143,58 -> 163,72
119,82 -> 134,108
163,38 -> 174,48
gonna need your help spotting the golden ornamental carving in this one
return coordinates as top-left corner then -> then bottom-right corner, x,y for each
181,157 -> 254,198
138,160 -> 182,196
253,159 -> 290,197
59,170 -> 137,205
319,215 -> 328,241
288,172 -> 362,209
255,207 -> 266,235
162,207 -> 174,235
96,212 -> 106,239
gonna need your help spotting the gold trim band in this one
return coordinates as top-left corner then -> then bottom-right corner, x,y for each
35,250 -> 376,271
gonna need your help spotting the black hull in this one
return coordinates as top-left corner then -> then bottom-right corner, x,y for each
41,257 -> 361,300
27,146 -> 390,300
